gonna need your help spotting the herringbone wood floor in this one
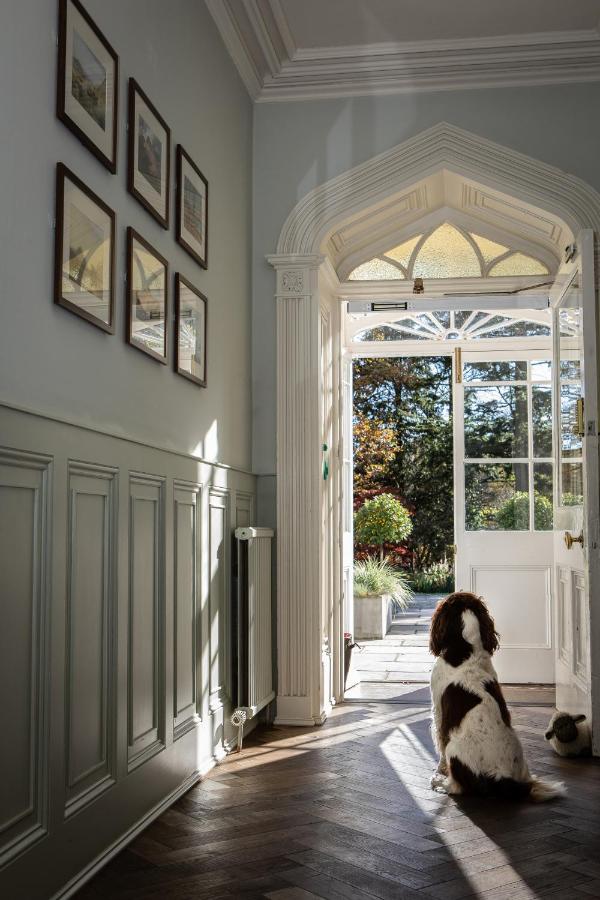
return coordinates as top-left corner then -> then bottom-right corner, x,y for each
78,701 -> 600,899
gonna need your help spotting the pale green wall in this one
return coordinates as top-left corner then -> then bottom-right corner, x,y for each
0,0 -> 253,471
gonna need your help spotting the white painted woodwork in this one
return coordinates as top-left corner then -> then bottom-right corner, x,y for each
65,463 -> 117,816
235,527 -> 275,716
550,231 -> 599,741
207,0 -> 600,101
0,404 -> 255,899
269,255 -> 322,724
454,348 -> 554,683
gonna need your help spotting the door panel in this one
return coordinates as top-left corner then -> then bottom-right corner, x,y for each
551,231 -> 598,726
455,349 -> 554,682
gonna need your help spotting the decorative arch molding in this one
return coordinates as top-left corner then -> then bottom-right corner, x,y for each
276,122 -> 600,260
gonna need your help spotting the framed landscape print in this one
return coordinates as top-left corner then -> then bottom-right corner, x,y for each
57,0 -> 118,172
175,274 -> 207,387
126,227 -> 169,363
176,145 -> 208,268
128,79 -> 170,228
54,163 -> 115,332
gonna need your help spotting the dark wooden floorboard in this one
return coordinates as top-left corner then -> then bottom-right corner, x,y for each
77,702 -> 600,899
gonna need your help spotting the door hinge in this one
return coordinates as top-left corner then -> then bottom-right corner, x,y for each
454,347 -> 462,384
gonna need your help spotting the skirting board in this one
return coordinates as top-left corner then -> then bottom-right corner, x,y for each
275,694 -> 326,726
51,765 -> 210,900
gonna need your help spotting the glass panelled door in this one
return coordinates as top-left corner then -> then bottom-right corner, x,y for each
551,231 -> 598,730
454,349 -> 554,682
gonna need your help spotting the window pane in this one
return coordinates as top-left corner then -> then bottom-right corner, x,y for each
531,360 -> 551,381
471,320 -> 550,338
465,463 -> 529,531
533,463 -> 553,530
561,384 -> 582,456
464,386 -> 528,458
413,224 -> 481,278
488,252 -> 548,276
463,361 -> 527,382
532,386 -> 552,457
562,463 -> 583,505
560,359 -> 580,379
470,233 -> 508,264
385,235 -> 422,268
354,325 -> 409,342
349,258 -> 404,280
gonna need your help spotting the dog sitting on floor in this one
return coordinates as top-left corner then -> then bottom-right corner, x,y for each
429,591 -> 565,801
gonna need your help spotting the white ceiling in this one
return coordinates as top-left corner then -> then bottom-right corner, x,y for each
282,0 -> 600,47
206,0 -> 600,101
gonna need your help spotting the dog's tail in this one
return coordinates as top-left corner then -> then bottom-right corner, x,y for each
529,775 -> 566,802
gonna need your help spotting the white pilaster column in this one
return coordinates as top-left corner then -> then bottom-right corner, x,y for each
267,253 -> 327,725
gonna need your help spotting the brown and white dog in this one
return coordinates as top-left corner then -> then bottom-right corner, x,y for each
429,592 -> 564,801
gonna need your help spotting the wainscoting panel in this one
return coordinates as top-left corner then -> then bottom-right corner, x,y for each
0,405 -> 257,900
128,474 -> 166,771
0,449 -> 51,867
173,481 -> 202,739
65,463 -> 117,817
209,489 -> 230,717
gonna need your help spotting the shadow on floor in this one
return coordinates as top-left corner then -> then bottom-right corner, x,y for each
77,700 -> 600,899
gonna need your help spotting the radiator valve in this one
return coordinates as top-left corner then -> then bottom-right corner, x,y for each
231,708 -> 248,752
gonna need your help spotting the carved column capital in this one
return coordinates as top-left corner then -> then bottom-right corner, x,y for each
267,254 -> 326,300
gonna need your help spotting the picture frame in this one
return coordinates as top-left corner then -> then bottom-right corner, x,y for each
57,0 -> 119,173
127,79 -> 170,228
176,145 -> 208,269
54,162 -> 116,333
175,274 -> 207,387
126,227 -> 169,364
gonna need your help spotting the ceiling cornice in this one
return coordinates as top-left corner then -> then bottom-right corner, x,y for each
206,1 -> 600,101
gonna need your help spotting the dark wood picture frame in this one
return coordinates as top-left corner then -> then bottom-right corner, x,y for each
176,145 -> 208,269
127,79 -> 170,229
54,162 -> 116,333
126,226 -> 169,364
57,0 -> 119,173
175,273 -> 207,387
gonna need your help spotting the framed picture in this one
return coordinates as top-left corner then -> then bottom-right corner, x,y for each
128,79 -> 170,228
176,146 -> 208,268
175,274 -> 207,387
126,228 -> 169,363
57,0 -> 118,172
54,162 -> 115,332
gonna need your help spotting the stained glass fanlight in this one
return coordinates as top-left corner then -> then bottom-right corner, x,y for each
347,223 -> 550,281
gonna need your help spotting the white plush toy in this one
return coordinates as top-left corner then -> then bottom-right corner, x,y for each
544,711 -> 591,758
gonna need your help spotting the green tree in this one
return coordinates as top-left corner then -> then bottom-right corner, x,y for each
354,493 -> 412,561
353,355 -> 453,568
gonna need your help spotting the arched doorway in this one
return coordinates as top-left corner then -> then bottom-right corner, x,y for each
268,123 -> 600,753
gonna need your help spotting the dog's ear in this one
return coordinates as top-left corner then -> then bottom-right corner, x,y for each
475,600 -> 500,655
429,600 -> 448,657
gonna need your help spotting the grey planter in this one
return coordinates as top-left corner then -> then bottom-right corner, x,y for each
353,593 -> 392,639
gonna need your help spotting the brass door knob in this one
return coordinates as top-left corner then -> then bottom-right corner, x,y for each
564,530 -> 584,549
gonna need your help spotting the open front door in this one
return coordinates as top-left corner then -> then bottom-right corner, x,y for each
454,348 -> 555,682
550,230 -> 599,735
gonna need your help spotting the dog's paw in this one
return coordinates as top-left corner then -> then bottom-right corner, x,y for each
431,771 -> 447,791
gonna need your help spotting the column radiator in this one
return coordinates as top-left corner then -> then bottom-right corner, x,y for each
233,527 -> 275,717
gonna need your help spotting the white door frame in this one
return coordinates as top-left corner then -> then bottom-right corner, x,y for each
269,123 -> 600,742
